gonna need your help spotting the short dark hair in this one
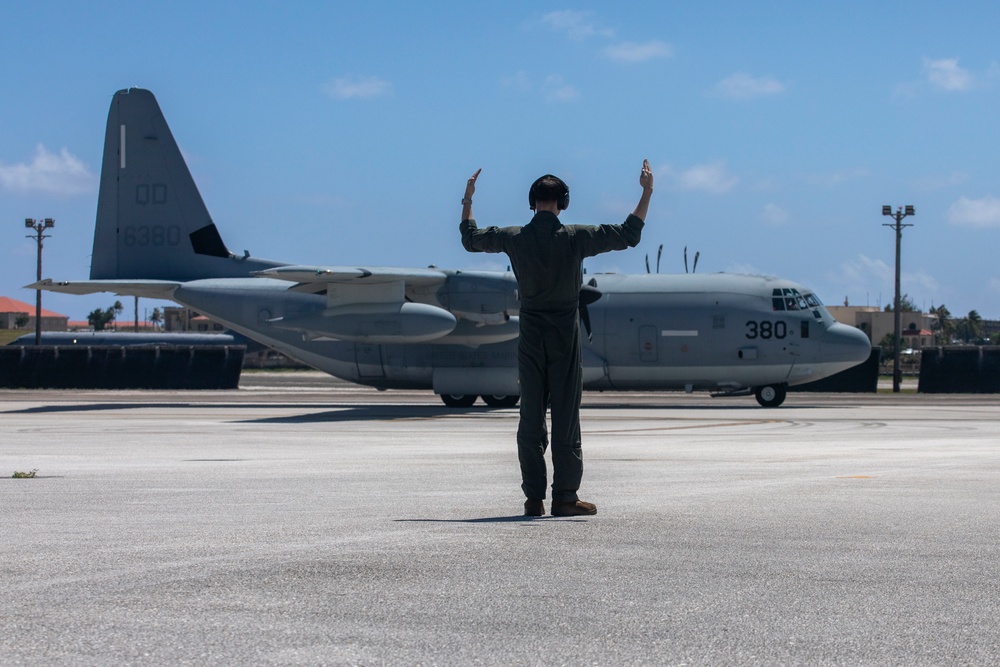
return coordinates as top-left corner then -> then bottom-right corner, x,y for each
528,174 -> 570,210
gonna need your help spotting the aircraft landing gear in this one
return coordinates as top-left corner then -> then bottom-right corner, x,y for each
754,383 -> 787,408
440,394 -> 477,408
481,394 -> 519,408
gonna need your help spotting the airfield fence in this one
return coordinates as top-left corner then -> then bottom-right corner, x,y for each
0,345 -> 244,389
918,346 -> 1000,393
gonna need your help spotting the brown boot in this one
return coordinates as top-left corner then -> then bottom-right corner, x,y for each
524,499 -> 545,517
551,500 -> 597,516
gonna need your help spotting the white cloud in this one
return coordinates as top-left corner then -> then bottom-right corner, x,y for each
760,203 -> 788,226
905,269 -> 940,293
947,196 -> 1000,228
540,10 -> 614,41
603,40 -> 673,63
725,262 -> 763,275
714,72 -> 785,99
924,57 -> 974,91
543,75 -> 580,103
914,171 -> 969,190
502,72 -> 580,103
806,167 -> 870,188
837,254 -> 893,287
0,144 -> 96,196
670,162 -> 738,194
501,71 -> 532,93
322,75 -> 392,100
830,254 -> 939,304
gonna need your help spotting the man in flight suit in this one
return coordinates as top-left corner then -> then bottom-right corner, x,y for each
460,161 -> 654,516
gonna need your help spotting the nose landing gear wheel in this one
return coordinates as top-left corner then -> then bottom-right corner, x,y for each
754,384 -> 787,407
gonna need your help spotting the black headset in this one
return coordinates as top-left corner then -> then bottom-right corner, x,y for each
528,174 -> 570,211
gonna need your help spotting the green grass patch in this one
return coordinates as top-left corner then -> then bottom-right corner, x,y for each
0,330 -> 26,345
12,469 -> 38,479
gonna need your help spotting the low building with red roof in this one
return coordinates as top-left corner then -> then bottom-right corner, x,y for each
0,296 -> 69,332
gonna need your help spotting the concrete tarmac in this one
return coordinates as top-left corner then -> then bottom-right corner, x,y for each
2,373 -> 999,666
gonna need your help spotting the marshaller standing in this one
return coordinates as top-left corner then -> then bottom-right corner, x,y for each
460,161 -> 654,516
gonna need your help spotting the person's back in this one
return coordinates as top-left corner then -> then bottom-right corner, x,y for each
459,162 -> 654,517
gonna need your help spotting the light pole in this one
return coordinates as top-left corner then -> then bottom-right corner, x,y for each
882,205 -> 914,393
24,218 -> 55,346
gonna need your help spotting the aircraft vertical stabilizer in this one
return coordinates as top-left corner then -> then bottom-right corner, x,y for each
90,88 -> 281,281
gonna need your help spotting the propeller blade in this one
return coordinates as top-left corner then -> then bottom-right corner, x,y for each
684,246 -> 688,273
580,304 -> 593,341
656,244 -> 663,274
579,283 -> 603,341
693,251 -> 700,273
645,254 -> 650,274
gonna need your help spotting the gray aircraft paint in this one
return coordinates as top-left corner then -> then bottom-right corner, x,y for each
32,88 -> 872,407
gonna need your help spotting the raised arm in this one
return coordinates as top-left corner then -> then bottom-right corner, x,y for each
461,168 -> 481,222
632,159 -> 654,221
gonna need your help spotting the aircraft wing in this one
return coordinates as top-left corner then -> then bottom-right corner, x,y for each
28,279 -> 182,300
252,265 -> 448,287
252,265 -> 458,343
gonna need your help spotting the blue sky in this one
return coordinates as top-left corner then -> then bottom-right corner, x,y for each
2,1 -> 999,323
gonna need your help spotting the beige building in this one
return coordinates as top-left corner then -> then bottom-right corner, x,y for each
162,306 -> 226,333
828,305 -> 936,348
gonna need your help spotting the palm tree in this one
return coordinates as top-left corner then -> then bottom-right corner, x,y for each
111,300 -> 124,330
884,293 -> 919,313
929,304 -> 954,345
958,310 -> 984,344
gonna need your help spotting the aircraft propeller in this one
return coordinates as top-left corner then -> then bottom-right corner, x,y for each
579,280 -> 602,341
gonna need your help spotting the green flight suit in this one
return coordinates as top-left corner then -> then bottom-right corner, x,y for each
461,210 -> 643,502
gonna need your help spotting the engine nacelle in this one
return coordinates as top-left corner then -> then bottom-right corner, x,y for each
436,271 -> 519,321
271,302 -> 456,343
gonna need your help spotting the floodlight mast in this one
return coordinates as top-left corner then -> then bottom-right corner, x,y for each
881,205 -> 915,393
24,218 -> 55,346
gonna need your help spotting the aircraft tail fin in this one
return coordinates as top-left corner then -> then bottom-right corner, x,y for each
90,88 -> 281,281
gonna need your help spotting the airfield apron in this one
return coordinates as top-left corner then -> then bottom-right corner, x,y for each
461,210 -> 644,501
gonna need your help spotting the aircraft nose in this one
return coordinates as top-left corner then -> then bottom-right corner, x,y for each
821,322 -> 873,366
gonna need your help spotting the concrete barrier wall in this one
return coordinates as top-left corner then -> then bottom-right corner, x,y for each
0,345 -> 244,389
791,347 -> 881,393
919,346 -> 1000,393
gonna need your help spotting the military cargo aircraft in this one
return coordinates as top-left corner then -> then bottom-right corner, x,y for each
32,88 -> 871,407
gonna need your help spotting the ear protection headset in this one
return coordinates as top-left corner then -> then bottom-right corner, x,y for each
528,174 -> 570,211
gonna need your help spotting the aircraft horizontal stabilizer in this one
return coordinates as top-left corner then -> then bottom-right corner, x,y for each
29,279 -> 181,300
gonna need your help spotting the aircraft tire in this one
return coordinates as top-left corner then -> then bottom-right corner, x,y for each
481,394 -> 520,408
440,393 -> 478,408
754,383 -> 787,407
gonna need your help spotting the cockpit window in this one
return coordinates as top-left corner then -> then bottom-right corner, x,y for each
772,288 -> 825,313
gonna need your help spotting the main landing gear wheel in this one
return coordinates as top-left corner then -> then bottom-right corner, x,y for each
481,394 -> 520,408
754,384 -> 787,408
440,394 -> 478,408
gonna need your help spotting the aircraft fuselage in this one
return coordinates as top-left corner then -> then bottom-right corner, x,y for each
168,271 -> 870,402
